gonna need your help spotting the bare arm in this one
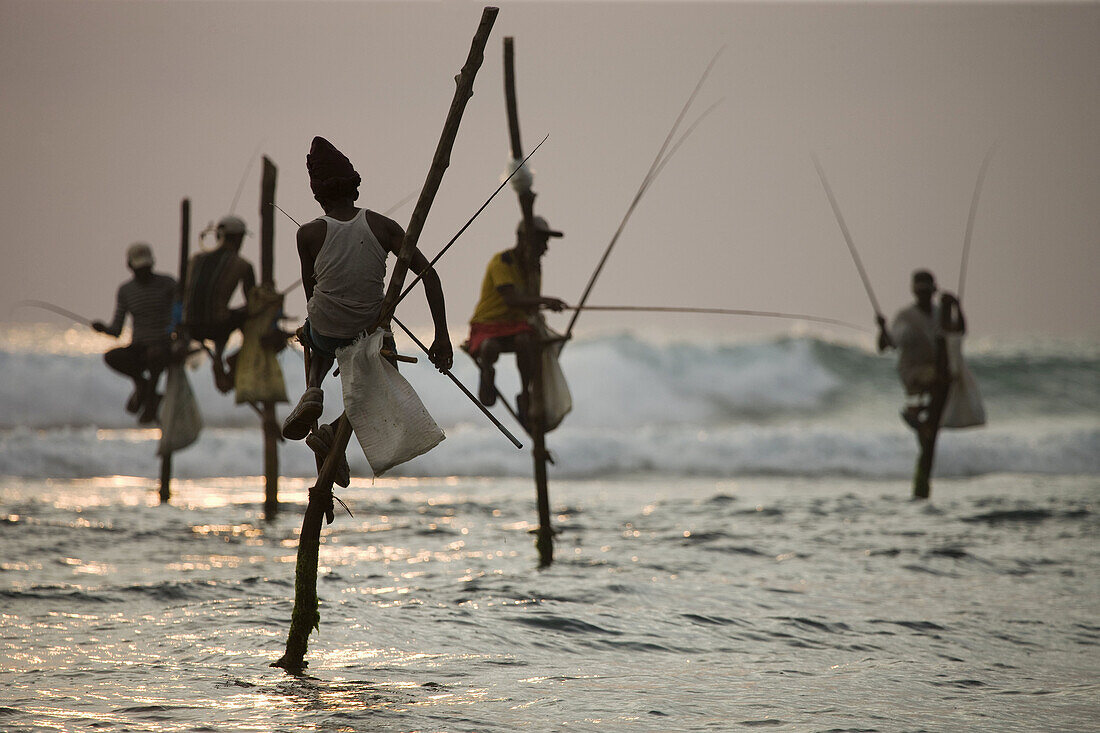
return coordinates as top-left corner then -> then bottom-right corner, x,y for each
296,220 -> 327,304
499,285 -> 566,313
876,313 -> 894,352
93,285 -> 127,337
369,210 -> 453,371
241,262 -> 257,299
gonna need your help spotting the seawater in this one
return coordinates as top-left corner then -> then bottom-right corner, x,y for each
1,324 -> 1098,731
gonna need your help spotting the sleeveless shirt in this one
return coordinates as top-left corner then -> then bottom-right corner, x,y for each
306,209 -> 388,338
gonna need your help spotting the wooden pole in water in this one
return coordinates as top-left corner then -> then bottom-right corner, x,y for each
260,157 -> 280,518
274,6 -> 498,673
504,36 -> 553,567
160,198 -> 190,504
913,336 -> 951,499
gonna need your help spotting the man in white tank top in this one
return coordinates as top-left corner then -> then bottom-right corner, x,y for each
282,137 -> 454,462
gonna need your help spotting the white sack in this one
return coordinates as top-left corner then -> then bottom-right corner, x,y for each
539,322 -> 572,432
336,330 -> 445,476
158,363 -> 202,456
941,333 -> 986,429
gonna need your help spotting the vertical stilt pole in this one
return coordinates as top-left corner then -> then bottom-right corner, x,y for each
260,157 -> 280,517
159,452 -> 172,504
913,336 -> 950,500
504,36 -> 553,566
161,197 -> 190,504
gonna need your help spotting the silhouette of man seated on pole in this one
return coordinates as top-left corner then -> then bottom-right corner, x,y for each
181,215 -> 256,393
93,242 -> 177,424
466,216 -> 566,416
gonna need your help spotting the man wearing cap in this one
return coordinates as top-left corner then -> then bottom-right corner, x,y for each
281,136 -> 454,462
466,216 -> 567,407
93,243 -> 178,423
182,215 -> 257,392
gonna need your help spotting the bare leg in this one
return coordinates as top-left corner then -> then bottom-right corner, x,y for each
475,338 -> 503,406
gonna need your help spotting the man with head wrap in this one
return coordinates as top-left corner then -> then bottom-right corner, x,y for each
281,137 -> 454,463
93,243 -> 178,423
182,214 -> 257,392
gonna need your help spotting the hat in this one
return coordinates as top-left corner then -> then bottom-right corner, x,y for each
517,216 -> 563,238
217,215 -> 247,236
126,242 -> 154,269
307,136 -> 360,198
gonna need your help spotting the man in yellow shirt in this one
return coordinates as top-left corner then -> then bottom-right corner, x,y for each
467,216 -> 566,406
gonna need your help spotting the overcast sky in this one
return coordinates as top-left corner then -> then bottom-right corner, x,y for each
2,0 -> 1097,341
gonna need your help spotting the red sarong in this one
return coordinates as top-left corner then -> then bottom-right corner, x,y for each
466,320 -> 534,355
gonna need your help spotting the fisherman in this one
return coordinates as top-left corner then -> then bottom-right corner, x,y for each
876,269 -> 961,429
467,217 -> 567,408
92,243 -> 178,424
281,136 -> 454,462
181,215 -> 256,392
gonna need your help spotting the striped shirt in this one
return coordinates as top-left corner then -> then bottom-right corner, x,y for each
104,274 -> 177,346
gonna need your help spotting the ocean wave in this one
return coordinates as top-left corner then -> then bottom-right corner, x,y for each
2,326 -> 1097,479
4,329 -> 1097,430
1,420 -> 1096,480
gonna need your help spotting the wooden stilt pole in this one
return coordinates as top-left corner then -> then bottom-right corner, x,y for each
260,157 -> 280,518
504,36 -> 553,567
160,197 -> 190,504
913,336 -> 951,499
274,6 -> 498,673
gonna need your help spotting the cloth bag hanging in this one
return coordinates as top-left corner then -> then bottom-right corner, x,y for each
158,363 -> 203,455
336,329 -> 445,476
234,284 -> 289,404
940,333 -> 986,428
538,321 -> 572,433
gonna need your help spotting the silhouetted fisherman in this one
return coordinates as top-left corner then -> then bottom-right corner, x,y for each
877,269 -> 966,496
466,216 -> 566,412
182,215 -> 256,393
281,137 -> 454,476
93,243 -> 177,424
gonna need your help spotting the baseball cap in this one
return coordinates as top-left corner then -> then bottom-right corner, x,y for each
516,215 -> 563,238
126,242 -> 155,269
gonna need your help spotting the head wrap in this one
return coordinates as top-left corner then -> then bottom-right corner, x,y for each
307,137 -> 361,200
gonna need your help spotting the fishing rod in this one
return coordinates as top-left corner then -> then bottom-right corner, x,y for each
563,304 -> 871,332
391,316 -> 523,449
229,143 -> 265,215
565,47 -> 725,339
958,145 -> 996,303
811,154 -> 884,321
12,299 -> 93,326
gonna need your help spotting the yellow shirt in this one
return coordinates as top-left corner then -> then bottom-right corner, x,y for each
470,250 -> 530,324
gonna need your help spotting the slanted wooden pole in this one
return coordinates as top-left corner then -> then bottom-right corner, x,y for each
160,197 -> 190,504
274,6 -> 498,674
504,36 -> 553,567
260,157 -> 280,518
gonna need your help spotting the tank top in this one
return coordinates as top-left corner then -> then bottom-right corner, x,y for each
306,209 -> 388,338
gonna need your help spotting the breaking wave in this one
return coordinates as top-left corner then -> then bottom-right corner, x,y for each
1,325 -> 1097,479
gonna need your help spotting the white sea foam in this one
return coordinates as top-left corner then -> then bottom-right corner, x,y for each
2,325 -> 1097,479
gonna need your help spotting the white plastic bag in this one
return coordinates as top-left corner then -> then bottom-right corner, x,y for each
158,363 -> 202,455
538,322 -> 572,432
336,330 -> 445,476
940,333 -> 986,429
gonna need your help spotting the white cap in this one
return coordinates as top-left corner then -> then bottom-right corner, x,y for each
217,215 -> 247,235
